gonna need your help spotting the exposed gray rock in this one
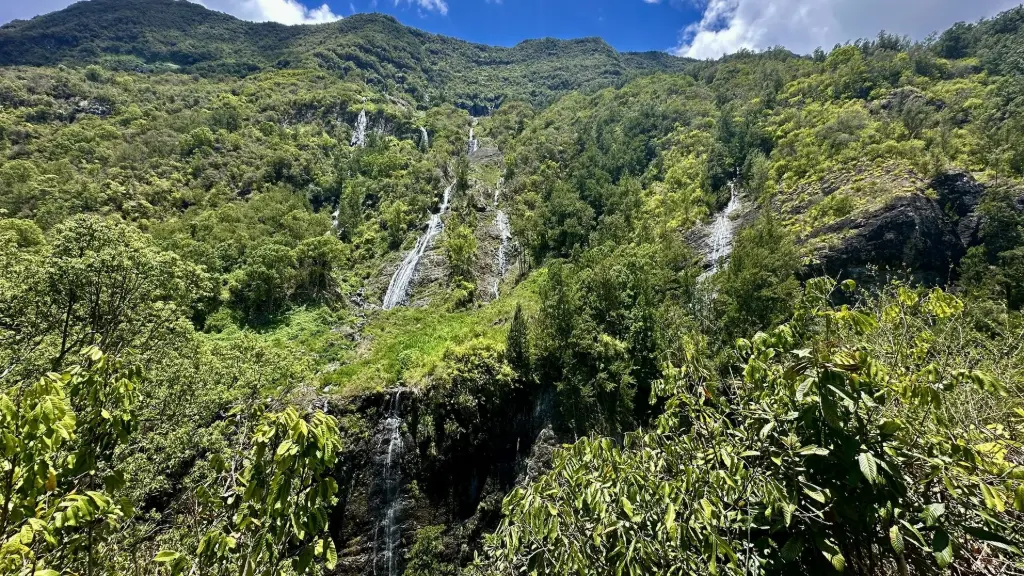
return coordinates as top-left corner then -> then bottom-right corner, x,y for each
931,170 -> 985,247
808,193 -> 964,285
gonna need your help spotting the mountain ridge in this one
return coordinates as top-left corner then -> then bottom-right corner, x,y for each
0,0 -> 694,109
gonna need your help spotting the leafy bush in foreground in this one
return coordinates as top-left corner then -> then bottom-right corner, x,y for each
477,280 -> 1024,575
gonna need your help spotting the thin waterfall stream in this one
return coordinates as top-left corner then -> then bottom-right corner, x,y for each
351,109 -> 368,148
492,185 -> 511,298
371,390 -> 406,576
381,182 -> 454,309
698,180 -> 742,281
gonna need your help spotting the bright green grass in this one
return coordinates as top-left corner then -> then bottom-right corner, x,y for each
327,268 -> 544,396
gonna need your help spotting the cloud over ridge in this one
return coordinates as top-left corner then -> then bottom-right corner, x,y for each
676,0 -> 1021,59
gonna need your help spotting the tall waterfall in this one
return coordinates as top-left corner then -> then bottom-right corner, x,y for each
492,210 -> 512,298
351,109 -> 368,148
699,181 -> 742,281
468,126 -> 479,154
419,126 -> 429,150
381,183 -> 454,309
371,390 -> 406,576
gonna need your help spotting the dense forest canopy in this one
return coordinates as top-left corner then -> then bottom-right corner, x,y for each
2,1 -> 1024,575
0,0 -> 693,111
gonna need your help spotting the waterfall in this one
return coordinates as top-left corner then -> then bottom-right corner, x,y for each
468,126 -> 478,154
371,390 -> 406,576
698,181 -> 742,281
351,109 -> 368,148
381,183 -> 455,309
331,206 -> 340,231
419,126 -> 429,150
492,210 -> 512,298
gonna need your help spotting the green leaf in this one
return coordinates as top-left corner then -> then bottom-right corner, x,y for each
921,503 -> 945,527
324,537 -> 338,569
621,497 -> 636,521
803,487 -> 827,503
889,525 -> 904,555
816,538 -> 845,573
154,550 -> 182,563
858,451 -> 880,485
963,526 -> 1022,555
878,419 -> 901,435
932,529 -> 953,568
781,535 -> 803,561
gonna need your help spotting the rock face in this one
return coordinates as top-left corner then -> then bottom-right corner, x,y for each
808,193 -> 964,285
801,170 -> 1024,286
326,384 -> 553,576
931,170 -> 985,248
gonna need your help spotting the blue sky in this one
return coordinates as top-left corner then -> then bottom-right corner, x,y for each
346,0 -> 703,52
2,0 -> 1021,58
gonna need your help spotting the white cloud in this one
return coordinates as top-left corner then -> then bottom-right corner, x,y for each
193,0 -> 341,24
675,0 -> 1021,59
393,0 -> 448,15
0,0 -> 341,26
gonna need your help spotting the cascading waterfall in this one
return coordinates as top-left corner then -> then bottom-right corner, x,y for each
491,182 -> 511,298
351,109 -> 368,148
381,183 -> 454,309
698,181 -> 742,281
419,126 -> 429,150
371,390 -> 406,576
468,126 -> 479,154
492,210 -> 512,298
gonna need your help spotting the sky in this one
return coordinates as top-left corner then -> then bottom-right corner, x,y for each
1,0 -> 1021,58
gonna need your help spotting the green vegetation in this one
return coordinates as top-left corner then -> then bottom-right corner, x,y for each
0,0 -> 693,110
3,1 -> 1024,575
477,281 -> 1024,575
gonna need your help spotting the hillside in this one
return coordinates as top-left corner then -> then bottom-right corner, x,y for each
2,3 -> 1024,576
0,0 -> 694,109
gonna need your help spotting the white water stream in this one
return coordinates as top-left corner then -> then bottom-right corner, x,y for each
381,183 -> 454,309
351,109 -> 368,148
699,181 -> 742,281
371,390 -> 405,576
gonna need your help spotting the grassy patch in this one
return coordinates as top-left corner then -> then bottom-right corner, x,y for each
326,269 -> 544,395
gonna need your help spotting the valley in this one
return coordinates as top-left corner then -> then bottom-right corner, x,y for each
1,2 -> 1024,575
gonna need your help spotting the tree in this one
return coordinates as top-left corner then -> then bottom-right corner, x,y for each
1,215 -> 207,379
157,406 -> 342,576
0,347 -> 139,576
293,236 -> 348,303
715,214 -> 800,341
443,219 -> 477,284
505,303 -> 531,380
228,243 -> 296,323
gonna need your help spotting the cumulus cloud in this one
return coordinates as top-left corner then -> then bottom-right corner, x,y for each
675,0 -> 1021,59
0,0 -> 341,26
394,0 -> 449,15
192,0 -> 341,24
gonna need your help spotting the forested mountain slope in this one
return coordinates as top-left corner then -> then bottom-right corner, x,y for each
0,0 -> 693,109
2,3 -> 1024,576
